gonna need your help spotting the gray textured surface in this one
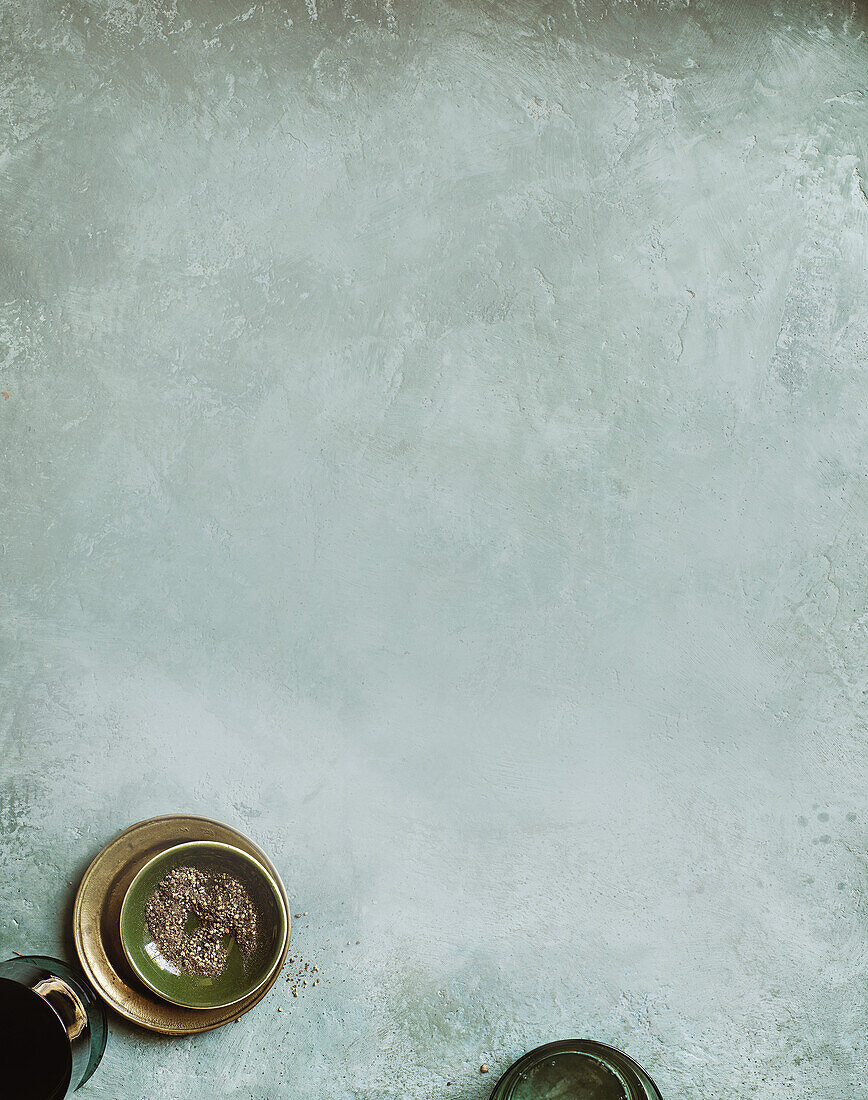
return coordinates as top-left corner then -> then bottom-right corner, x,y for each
1,1 -> 866,1097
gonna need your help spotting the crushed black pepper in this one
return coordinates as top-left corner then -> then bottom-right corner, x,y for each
145,865 -> 259,978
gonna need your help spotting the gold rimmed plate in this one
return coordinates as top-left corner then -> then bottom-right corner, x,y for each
73,815 -> 291,1035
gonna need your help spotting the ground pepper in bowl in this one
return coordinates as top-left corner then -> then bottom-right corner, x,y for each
145,865 -> 259,978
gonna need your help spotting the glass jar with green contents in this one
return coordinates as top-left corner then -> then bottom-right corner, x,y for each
488,1040 -> 662,1100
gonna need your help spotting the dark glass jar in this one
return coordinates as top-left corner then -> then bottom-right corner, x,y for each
489,1039 -> 662,1100
0,955 -> 107,1098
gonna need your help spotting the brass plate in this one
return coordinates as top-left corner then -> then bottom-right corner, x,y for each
73,815 -> 291,1035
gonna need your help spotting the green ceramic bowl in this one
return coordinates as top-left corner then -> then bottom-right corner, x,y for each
488,1040 -> 662,1100
119,841 -> 287,1010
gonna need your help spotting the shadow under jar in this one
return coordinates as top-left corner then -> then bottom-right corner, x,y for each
0,955 -> 107,1099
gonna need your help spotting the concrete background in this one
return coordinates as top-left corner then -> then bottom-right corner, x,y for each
1,1 -> 866,1097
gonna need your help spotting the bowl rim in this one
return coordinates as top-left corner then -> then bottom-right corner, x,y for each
119,839 -> 288,1010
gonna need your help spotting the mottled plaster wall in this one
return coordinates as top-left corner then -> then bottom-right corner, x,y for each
1,2 -> 866,1098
